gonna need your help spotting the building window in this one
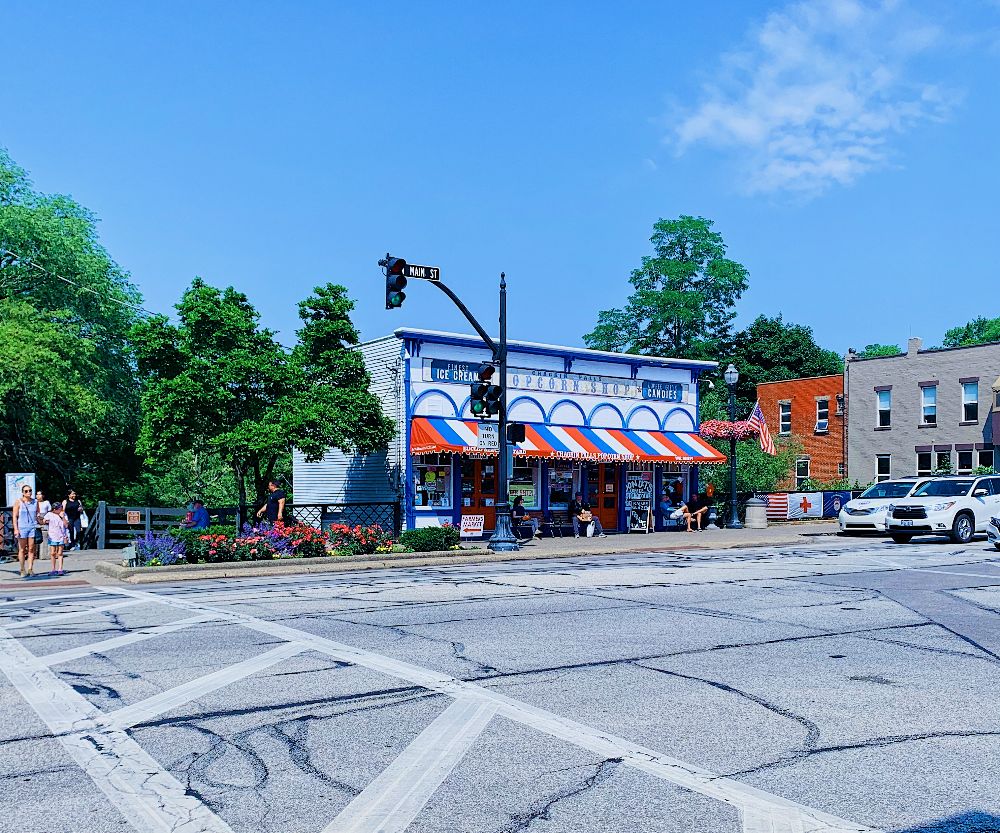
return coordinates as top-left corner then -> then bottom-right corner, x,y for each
957,450 -> 974,474
838,462 -> 846,477
509,461 -> 541,509
980,449 -> 995,472
917,452 -> 933,477
815,399 -> 829,433
779,402 -> 791,435
548,462 -> 575,511
962,382 -> 979,423
876,455 -> 891,482
921,385 -> 937,426
877,389 -> 891,428
936,450 -> 951,474
795,458 -> 810,488
413,454 -> 452,509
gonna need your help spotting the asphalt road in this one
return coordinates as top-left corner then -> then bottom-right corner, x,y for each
2,538 -> 1000,833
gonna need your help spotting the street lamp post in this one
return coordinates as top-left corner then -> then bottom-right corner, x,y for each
723,363 -> 743,530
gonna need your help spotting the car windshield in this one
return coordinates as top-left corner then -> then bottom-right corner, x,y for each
859,482 -> 916,499
912,479 -> 975,497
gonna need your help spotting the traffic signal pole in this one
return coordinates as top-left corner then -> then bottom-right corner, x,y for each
380,254 -> 519,552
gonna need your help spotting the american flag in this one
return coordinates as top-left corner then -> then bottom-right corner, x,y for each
759,492 -> 789,520
748,400 -> 777,456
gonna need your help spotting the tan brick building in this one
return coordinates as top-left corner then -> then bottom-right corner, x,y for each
756,374 -> 845,489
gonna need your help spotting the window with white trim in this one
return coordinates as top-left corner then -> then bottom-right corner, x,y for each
962,382 -> 979,422
815,398 -> 829,433
980,449 -> 995,472
838,462 -> 846,477
876,455 -> 891,482
877,390 -> 891,428
916,452 -> 933,477
795,458 -> 810,488
779,402 -> 791,435
921,385 -> 937,426
957,450 -> 974,474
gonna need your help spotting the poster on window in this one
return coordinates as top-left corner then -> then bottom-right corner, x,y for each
626,472 -> 653,533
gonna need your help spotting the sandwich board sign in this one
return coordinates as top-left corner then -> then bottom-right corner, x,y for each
626,472 -> 653,533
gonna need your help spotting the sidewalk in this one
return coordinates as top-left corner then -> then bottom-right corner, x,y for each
0,521 -> 847,587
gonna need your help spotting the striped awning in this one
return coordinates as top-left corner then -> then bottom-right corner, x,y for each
410,417 -> 726,463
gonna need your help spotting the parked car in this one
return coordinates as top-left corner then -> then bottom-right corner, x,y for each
987,516 -> 1000,551
886,474 -> 1000,544
838,478 -> 931,535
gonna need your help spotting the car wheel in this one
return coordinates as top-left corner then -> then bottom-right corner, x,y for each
890,534 -> 913,544
950,513 -> 975,545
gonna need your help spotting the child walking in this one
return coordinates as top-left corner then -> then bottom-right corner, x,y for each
43,504 -> 69,576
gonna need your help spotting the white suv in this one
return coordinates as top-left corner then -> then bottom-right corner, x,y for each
886,475 -> 1000,544
838,478 -> 931,535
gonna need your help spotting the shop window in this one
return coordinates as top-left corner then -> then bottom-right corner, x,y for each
877,390 -> 891,428
876,455 -> 890,482
936,451 -> 951,473
916,452 -> 932,477
980,449 -> 995,472
921,385 -> 937,426
815,399 -> 829,433
795,458 -> 810,488
509,461 -> 541,509
548,462 -> 575,512
461,459 -> 476,508
962,382 -> 979,422
957,450 -> 973,475
413,454 -> 452,509
779,402 -> 791,435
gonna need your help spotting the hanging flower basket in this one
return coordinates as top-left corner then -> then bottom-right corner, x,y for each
699,419 -> 759,441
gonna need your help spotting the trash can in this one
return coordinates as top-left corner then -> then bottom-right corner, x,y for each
744,497 -> 767,529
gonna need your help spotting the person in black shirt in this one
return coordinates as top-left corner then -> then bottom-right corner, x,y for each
568,492 -> 584,536
682,493 -> 708,532
511,496 -> 541,540
256,480 -> 287,524
63,489 -> 84,551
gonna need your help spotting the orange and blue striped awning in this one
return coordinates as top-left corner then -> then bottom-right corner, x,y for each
410,417 -> 726,463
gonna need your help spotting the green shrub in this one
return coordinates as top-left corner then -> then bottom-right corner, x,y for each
398,525 -> 461,552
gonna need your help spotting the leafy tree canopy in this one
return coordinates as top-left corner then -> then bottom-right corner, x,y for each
700,436 -> 802,495
943,316 -> 1000,348
584,216 -> 749,360
0,149 -> 142,498
857,343 -> 901,358
132,279 -> 394,510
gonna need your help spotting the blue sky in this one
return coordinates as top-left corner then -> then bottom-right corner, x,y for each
3,1 -> 999,355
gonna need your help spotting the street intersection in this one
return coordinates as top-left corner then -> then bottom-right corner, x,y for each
2,538 -> 999,832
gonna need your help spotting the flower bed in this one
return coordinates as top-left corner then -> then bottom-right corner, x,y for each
132,521 -> 394,567
698,419 -> 759,441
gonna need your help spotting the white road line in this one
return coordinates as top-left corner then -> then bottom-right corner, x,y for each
914,569 -> 1000,580
103,586 -> 878,832
2,599 -> 144,630
322,698 -> 497,833
0,590 -> 104,607
103,642 -> 306,729
0,626 -> 236,833
742,805 -> 807,833
39,614 -> 215,667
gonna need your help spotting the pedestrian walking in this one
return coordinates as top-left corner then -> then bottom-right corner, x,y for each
63,489 -> 84,550
43,503 -> 69,576
35,490 -> 52,564
12,485 -> 38,578
256,480 -> 287,524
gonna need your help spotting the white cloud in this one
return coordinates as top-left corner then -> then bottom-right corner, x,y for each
674,0 -> 957,194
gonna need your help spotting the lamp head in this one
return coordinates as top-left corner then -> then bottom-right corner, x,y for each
723,363 -> 739,387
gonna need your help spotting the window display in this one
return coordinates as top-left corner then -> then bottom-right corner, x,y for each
413,454 -> 452,508
548,462 -> 575,511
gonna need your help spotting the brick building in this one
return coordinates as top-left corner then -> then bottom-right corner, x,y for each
756,374 -> 845,489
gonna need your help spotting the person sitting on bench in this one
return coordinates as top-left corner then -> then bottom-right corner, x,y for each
575,500 -> 607,538
512,496 -> 541,540
681,492 -> 708,532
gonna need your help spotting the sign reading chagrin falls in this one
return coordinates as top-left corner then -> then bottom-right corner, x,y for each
424,360 -> 686,402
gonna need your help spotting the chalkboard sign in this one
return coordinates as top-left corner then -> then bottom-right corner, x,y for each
626,472 -> 653,533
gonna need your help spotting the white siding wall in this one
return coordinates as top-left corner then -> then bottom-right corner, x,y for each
292,336 -> 404,503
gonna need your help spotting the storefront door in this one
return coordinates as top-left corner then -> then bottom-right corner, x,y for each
585,463 -> 619,531
461,458 -> 498,531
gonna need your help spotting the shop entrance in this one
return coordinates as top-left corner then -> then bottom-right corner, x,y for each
585,462 -> 620,531
461,458 -> 498,531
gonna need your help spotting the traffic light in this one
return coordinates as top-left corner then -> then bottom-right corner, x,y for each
507,423 -> 526,443
470,363 -> 501,418
385,257 -> 407,309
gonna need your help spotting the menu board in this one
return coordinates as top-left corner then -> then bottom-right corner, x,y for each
626,472 -> 653,533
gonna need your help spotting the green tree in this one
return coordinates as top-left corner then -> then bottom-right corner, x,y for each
943,316 -> 1000,347
723,315 -> 842,416
132,279 -> 394,512
857,343 -> 901,358
584,216 -> 749,359
0,149 -> 142,498
700,436 -> 801,494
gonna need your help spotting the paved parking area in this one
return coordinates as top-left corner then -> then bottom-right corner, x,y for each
2,539 -> 999,832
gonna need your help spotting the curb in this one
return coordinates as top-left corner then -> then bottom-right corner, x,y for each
94,531 -> 840,584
